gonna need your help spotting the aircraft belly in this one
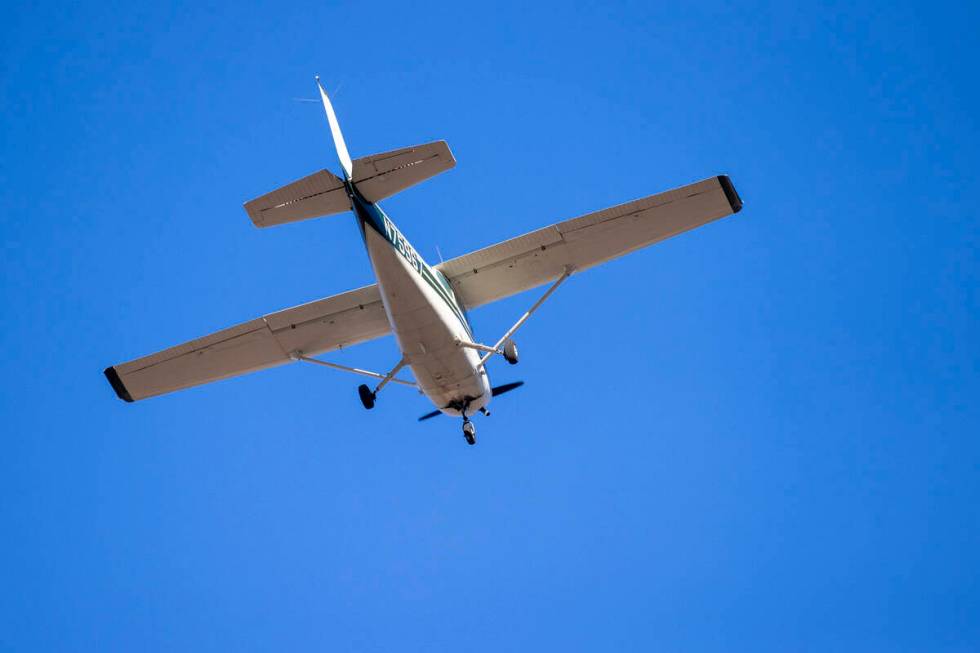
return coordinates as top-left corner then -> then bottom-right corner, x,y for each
363,227 -> 488,409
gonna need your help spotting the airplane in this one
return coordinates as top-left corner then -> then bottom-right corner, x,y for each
104,78 -> 743,445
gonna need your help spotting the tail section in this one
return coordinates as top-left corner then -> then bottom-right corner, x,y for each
315,76 -> 353,180
351,140 -> 455,203
241,79 -> 456,227
243,168 -> 348,228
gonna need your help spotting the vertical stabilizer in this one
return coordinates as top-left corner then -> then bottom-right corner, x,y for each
315,76 -> 353,180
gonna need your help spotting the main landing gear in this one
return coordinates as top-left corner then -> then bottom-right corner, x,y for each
358,384 -> 376,409
502,340 -> 519,365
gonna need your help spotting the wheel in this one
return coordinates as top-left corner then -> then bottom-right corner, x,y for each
462,420 -> 477,445
503,340 -> 519,365
358,384 -> 376,409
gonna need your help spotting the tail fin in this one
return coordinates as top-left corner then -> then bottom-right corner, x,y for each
241,80 -> 457,228
243,141 -> 456,227
313,78 -> 457,200
315,76 -> 353,180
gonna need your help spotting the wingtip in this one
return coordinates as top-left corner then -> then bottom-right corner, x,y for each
718,175 -> 743,214
104,366 -> 134,403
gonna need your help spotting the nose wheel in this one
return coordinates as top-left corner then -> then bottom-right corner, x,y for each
462,419 -> 477,445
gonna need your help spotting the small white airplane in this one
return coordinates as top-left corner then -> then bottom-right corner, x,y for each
105,78 -> 743,445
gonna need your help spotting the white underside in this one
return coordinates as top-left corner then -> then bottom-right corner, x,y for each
363,226 -> 490,416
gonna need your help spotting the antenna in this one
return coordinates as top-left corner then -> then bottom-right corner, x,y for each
435,245 -> 445,264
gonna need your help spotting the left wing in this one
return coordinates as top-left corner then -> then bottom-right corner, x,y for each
105,284 -> 390,402
437,175 -> 742,309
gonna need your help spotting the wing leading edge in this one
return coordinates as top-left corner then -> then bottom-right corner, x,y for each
105,284 -> 390,402
437,175 -> 742,309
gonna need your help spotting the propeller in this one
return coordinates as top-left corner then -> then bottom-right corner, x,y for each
417,381 -> 525,421
491,381 -> 524,397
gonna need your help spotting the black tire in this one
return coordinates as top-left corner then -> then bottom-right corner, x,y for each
358,384 -> 376,409
503,341 -> 519,365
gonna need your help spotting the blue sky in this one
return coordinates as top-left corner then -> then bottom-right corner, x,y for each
2,1 -> 979,650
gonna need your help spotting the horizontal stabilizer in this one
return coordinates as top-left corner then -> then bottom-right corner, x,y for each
243,141 -> 455,228
244,169 -> 349,228
352,140 -> 455,203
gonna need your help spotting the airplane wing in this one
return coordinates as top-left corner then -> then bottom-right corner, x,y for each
105,284 -> 390,402
436,175 -> 742,309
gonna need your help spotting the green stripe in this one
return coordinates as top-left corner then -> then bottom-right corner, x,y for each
420,265 -> 473,338
352,192 -> 473,338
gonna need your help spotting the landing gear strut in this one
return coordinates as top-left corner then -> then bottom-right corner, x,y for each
462,417 -> 477,445
353,357 -> 409,410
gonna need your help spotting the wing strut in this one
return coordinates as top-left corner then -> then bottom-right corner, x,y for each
455,266 -> 573,368
293,353 -> 416,388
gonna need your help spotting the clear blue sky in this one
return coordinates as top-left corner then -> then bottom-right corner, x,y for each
2,1 -> 979,650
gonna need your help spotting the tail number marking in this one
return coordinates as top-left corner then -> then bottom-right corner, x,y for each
382,215 -> 423,274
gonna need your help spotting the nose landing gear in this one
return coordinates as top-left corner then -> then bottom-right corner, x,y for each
462,418 -> 477,445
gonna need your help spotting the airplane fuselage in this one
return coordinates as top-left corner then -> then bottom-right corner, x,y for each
350,190 -> 491,417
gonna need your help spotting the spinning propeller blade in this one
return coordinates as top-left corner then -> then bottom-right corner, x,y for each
491,381 -> 524,397
417,381 -> 525,421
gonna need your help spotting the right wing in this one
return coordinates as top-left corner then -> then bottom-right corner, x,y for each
105,284 -> 390,402
437,175 -> 742,309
